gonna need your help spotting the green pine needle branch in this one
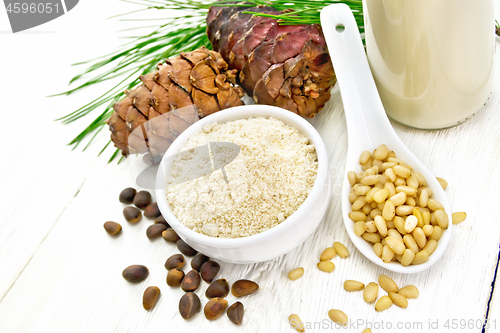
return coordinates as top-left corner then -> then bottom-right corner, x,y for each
57,0 -> 363,162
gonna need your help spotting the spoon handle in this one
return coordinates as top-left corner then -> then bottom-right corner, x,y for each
320,4 -> 398,155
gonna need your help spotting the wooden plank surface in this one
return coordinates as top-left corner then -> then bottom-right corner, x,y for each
1,2 -> 499,333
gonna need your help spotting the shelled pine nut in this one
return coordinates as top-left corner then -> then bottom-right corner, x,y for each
348,144 -> 450,266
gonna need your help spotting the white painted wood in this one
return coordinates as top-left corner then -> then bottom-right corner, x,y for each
0,1 -> 499,333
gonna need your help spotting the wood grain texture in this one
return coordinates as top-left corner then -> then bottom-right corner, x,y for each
0,2 -> 499,333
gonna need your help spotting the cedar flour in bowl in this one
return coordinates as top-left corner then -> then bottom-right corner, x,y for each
166,116 -> 318,238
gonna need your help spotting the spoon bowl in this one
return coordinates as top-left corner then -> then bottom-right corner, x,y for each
321,4 -> 452,273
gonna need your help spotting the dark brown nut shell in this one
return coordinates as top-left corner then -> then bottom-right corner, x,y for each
191,254 -> 210,271
144,202 -> 161,218
154,215 -> 170,228
200,261 -> 220,283
103,221 -> 122,236
167,268 -> 185,287
227,301 -> 244,325
119,187 -> 136,204
177,239 -> 198,256
122,265 -> 149,283
179,292 -> 201,320
181,270 -> 201,292
146,224 -> 166,239
204,297 -> 228,320
123,206 -> 142,223
162,228 -> 180,243
231,279 -> 259,297
165,254 -> 185,270
205,279 -> 229,298
143,286 -> 160,310
133,190 -> 152,209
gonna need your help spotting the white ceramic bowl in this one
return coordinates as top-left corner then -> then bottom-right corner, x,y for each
156,105 -> 330,264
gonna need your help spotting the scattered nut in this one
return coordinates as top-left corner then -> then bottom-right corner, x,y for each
133,190 -> 152,209
144,202 -> 161,218
452,212 -> 467,224
317,261 -> 335,273
227,301 -> 244,325
436,177 -> 448,190
103,221 -> 121,236
205,279 -> 230,298
166,268 -> 185,287
191,254 -> 210,271
343,280 -> 365,291
143,286 -> 160,310
122,265 -> 149,283
320,247 -> 336,261
397,285 -> 419,299
288,267 -> 304,281
389,292 -> 408,308
146,224 -> 166,239
231,279 -> 259,297
333,242 -> 350,258
328,309 -> 348,326
200,261 -> 220,283
165,254 -> 185,270
179,292 -> 201,320
363,282 -> 379,303
119,187 -> 136,204
375,295 -> 393,312
378,274 -> 398,293
288,314 -> 305,332
181,270 -> 201,292
123,206 -> 142,223
162,228 -> 180,243
204,297 -> 228,320
177,239 -> 198,256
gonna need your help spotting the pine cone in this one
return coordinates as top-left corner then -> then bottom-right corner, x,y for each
207,4 -> 336,118
107,47 -> 245,156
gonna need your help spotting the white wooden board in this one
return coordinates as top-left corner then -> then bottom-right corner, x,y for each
1,1 -> 500,332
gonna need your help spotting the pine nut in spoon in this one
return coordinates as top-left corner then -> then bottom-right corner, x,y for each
320,4 -> 452,273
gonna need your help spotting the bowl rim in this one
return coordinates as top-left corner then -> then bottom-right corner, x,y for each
155,105 -> 329,248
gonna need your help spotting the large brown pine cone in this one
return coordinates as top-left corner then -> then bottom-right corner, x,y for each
207,3 -> 336,117
107,47 -> 245,156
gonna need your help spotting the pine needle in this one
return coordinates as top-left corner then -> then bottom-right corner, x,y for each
57,0 -> 364,161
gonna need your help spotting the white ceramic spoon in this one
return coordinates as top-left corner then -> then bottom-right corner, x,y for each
320,4 -> 452,273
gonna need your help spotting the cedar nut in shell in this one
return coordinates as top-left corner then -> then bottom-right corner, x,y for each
146,224 -> 166,239
231,279 -> 259,297
122,265 -> 149,283
179,292 -> 201,320
204,297 -> 228,320
119,187 -> 136,204
123,206 -> 142,223
143,286 -> 160,310
165,254 -> 185,270
144,202 -> 161,218
154,215 -> 170,228
205,279 -> 229,298
162,228 -> 180,243
191,254 -> 210,271
200,261 -> 220,283
177,239 -> 198,256
133,190 -> 152,209
167,268 -> 185,287
227,301 -> 244,325
103,221 -> 122,236
181,270 -> 201,292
